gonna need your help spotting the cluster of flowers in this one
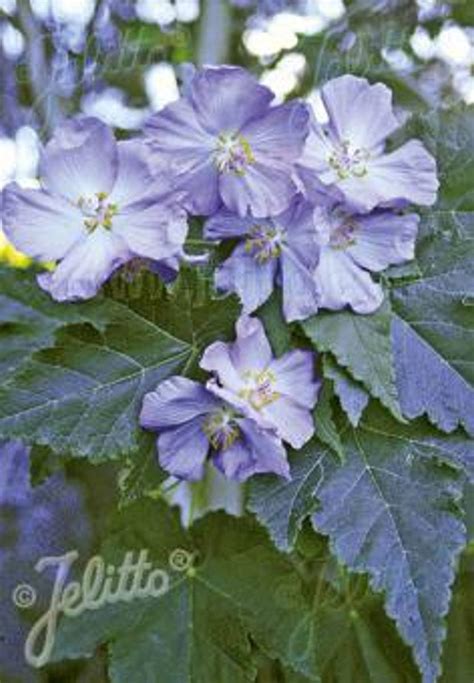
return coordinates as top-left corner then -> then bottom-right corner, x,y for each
1,66 -> 438,482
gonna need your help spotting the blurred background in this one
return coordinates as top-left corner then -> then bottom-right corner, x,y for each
1,1 -> 473,682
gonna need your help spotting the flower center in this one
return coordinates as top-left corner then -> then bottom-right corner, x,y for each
239,369 -> 280,411
203,408 -> 240,451
328,140 -> 370,180
329,218 -> 357,250
78,191 -> 118,233
214,132 -> 255,175
245,224 -> 283,264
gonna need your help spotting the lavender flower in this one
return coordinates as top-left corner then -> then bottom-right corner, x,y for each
205,196 -> 320,322
140,376 -> 290,482
2,117 -> 188,302
298,75 -> 439,212
312,206 -> 420,313
201,315 -> 319,449
145,66 -> 310,218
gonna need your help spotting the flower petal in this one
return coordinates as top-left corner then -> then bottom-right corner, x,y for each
313,248 -> 384,314
213,418 -> 289,482
140,376 -> 219,430
145,98 -> 220,215
37,228 -> 131,301
347,211 -> 419,272
109,141 -> 156,206
200,344 -> 245,392
231,315 -> 273,373
242,101 -> 309,160
204,210 -> 255,240
321,75 -> 400,150
158,419 -> 209,481
40,117 -> 118,203
215,244 -> 277,314
113,200 -> 188,262
189,66 -> 274,134
261,395 -> 315,449
220,160 -> 298,218
280,248 -> 320,322
269,350 -> 319,409
2,183 -> 84,261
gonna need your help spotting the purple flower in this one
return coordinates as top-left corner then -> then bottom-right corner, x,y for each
200,315 -> 319,449
312,206 -> 419,313
139,376 -> 290,482
2,117 -> 188,302
145,66 -> 310,218
298,75 -> 439,213
205,196 -> 320,322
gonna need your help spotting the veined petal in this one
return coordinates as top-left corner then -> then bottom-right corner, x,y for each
313,248 -> 384,314
158,419 -> 209,481
140,376 -> 219,430
347,211 -> 419,272
114,201 -> 188,262
204,211 -> 255,240
2,183 -> 84,261
269,350 -> 319,409
145,98 -> 214,156
242,101 -> 309,160
239,418 -> 290,479
215,244 -> 277,314
321,75 -> 400,150
261,395 -> 315,449
37,228 -> 131,301
298,120 -> 334,175
200,343 -> 245,392
220,160 -> 298,218
40,117 -> 118,203
212,437 -> 255,482
109,141 -> 157,206
230,315 -> 273,373
280,248 -> 320,322
189,66 -> 274,134
175,158 -> 221,216
213,418 -> 289,482
281,197 -> 320,269
145,98 -> 219,215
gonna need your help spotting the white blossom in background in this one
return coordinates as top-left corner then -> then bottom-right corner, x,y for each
145,63 -> 180,111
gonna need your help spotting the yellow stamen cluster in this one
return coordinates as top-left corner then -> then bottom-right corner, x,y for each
328,140 -> 370,180
78,192 -> 118,233
239,369 -> 280,410
244,224 -> 282,264
202,409 -> 240,451
214,132 -> 255,176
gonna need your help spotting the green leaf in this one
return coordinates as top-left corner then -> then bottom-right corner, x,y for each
0,266 -> 91,381
313,382 -> 345,462
440,550 -> 474,683
116,432 -> 166,507
302,301 -> 402,421
403,107 -> 474,211
0,268 -> 239,460
312,406 -> 470,683
0,305 -> 189,460
281,595 -> 419,683
247,440 -> 327,553
322,355 -> 369,428
106,266 -> 240,379
391,213 -> 474,437
51,501 -> 321,682
257,291 -> 292,358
